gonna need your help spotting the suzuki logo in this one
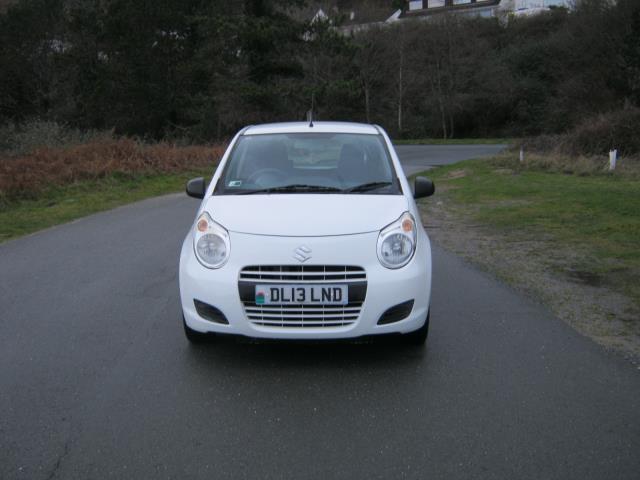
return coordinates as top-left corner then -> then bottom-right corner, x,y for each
293,245 -> 312,263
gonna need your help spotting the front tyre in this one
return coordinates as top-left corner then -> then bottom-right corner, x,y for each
401,309 -> 430,345
183,315 -> 213,344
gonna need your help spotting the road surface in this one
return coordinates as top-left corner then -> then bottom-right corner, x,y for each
394,144 -> 505,176
1,145 -> 638,480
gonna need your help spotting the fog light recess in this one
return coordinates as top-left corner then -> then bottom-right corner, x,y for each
194,299 -> 229,324
377,300 -> 414,325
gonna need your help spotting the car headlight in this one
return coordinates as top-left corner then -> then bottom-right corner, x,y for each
193,212 -> 230,269
377,212 -> 417,269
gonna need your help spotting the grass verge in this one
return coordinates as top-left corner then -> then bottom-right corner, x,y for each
394,138 -> 513,145
418,153 -> 640,359
0,170 -> 210,243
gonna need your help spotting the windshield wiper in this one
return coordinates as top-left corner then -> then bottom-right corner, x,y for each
237,184 -> 344,195
343,181 -> 392,193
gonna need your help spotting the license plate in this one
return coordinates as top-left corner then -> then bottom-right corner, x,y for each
255,284 -> 348,305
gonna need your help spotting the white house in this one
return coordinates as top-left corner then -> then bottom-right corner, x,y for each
404,0 -> 571,19
405,0 -> 503,18
306,0 -> 572,35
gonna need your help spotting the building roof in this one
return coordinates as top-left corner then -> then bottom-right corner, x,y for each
400,0 -> 501,19
302,1 -> 397,26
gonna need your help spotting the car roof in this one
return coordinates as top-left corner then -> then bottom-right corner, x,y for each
243,122 -> 380,136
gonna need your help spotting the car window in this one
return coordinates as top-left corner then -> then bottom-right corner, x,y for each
215,133 -> 401,195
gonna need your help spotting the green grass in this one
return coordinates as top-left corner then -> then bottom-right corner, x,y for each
394,138 -> 513,145
422,157 -> 640,305
0,170 -> 210,243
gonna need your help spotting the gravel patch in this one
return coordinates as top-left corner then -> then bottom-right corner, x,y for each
420,198 -> 640,364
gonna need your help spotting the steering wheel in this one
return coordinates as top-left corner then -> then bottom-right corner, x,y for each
247,168 -> 287,186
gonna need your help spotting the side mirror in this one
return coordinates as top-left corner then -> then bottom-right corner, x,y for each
186,177 -> 206,199
414,176 -> 435,199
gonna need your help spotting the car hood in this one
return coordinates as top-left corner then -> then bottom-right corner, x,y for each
203,194 -> 408,236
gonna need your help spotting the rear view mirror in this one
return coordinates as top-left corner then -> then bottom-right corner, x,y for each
186,177 -> 206,199
414,176 -> 435,199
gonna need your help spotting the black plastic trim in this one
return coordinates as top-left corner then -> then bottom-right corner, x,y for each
377,300 -> 414,325
194,299 -> 229,324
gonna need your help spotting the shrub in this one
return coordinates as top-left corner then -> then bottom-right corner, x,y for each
559,108 -> 640,156
521,108 -> 640,157
0,138 -> 226,202
0,120 -> 113,156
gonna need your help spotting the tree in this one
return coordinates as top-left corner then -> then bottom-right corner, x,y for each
352,26 -> 388,123
0,0 -> 64,121
415,15 -> 474,139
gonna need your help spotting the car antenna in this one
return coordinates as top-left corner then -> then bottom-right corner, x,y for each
307,92 -> 315,127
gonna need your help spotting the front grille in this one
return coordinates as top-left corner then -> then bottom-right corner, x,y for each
239,265 -> 367,283
243,302 -> 363,328
239,265 -> 367,328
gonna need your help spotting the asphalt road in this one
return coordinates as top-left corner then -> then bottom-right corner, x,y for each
1,145 -> 639,480
394,144 -> 506,176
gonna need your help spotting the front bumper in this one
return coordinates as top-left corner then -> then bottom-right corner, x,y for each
179,230 -> 432,339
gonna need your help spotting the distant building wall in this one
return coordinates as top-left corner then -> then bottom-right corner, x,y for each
514,0 -> 570,8
404,0 -> 502,19
405,0 -> 571,19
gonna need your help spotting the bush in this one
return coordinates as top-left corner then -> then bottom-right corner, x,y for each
0,138 -> 226,202
522,108 -> 640,157
558,108 -> 640,156
0,120 -> 113,156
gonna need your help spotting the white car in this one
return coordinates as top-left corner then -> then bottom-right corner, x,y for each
179,121 -> 435,344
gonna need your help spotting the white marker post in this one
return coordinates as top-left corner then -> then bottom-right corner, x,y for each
519,146 -> 524,163
609,149 -> 617,171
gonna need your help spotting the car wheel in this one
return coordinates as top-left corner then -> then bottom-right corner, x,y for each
402,309 -> 430,345
183,315 -> 213,344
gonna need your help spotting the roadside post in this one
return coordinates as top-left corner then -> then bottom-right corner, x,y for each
519,146 -> 524,163
609,149 -> 617,171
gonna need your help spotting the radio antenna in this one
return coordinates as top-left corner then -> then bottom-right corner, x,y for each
307,92 -> 315,127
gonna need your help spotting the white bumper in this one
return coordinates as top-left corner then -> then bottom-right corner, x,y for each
179,229 -> 432,339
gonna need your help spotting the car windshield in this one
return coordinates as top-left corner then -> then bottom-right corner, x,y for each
215,133 -> 401,195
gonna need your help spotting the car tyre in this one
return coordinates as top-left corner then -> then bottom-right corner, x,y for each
402,309 -> 430,345
183,315 -> 213,344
